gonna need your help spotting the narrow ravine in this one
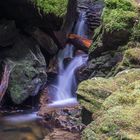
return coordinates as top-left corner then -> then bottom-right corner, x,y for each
0,1 -> 103,140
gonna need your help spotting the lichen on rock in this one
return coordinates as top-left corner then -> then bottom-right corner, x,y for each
4,35 -> 47,104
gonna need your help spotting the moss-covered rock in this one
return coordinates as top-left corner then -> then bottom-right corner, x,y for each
103,0 -> 137,31
35,0 -> 68,16
3,35 -> 47,104
89,0 -> 139,57
78,69 -> 140,113
123,48 -> 140,65
82,80 -> 140,140
110,43 -> 140,75
77,78 -> 114,113
131,19 -> 140,42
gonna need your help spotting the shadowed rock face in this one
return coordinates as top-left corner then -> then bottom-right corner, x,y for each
0,0 -> 64,31
2,35 -> 47,104
0,18 -> 47,105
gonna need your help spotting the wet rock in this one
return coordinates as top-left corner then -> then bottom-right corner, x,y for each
54,0 -> 78,47
39,89 -> 85,136
29,28 -> 58,55
81,51 -> 123,79
39,103 -> 85,133
1,35 -> 47,104
44,128 -> 81,140
0,19 -> 18,47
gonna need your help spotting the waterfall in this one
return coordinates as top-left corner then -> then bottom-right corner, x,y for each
48,12 -> 88,107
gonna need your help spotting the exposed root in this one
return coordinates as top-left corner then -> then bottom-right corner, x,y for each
0,64 -> 11,102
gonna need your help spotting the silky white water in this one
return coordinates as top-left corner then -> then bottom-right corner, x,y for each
48,12 -> 88,107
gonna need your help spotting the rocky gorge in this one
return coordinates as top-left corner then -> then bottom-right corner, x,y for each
0,0 -> 140,140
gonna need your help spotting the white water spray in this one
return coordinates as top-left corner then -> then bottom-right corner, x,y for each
48,12 -> 88,107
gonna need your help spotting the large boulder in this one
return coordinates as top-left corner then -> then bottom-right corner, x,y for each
77,69 -> 140,140
78,69 -> 140,114
29,28 -> 58,55
82,81 -> 140,139
1,35 -> 47,104
89,0 -> 138,58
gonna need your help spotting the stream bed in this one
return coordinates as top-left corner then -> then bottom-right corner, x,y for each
0,111 -> 48,140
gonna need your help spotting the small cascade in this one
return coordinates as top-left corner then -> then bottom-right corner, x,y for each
48,12 -> 88,107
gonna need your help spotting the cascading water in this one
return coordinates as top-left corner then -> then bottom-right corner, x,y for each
48,12 -> 88,107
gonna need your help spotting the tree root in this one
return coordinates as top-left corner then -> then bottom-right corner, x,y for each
0,63 -> 11,102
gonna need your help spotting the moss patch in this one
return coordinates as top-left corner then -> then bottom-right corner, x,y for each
89,0 -> 139,55
35,0 -> 68,16
80,69 -> 140,140
103,0 -> 137,32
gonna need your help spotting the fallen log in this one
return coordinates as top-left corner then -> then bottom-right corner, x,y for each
67,34 -> 92,52
0,64 -> 11,102
68,34 -> 92,48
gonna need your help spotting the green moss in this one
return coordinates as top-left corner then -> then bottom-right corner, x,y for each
77,78 -> 113,113
81,69 -> 140,140
7,37 -> 47,104
114,47 -> 140,72
78,69 -> 140,113
131,19 -> 140,41
35,0 -> 68,16
104,0 -> 136,11
103,8 -> 137,31
9,63 -> 36,104
89,0 -> 138,55
124,48 -> 140,65
102,0 -> 138,32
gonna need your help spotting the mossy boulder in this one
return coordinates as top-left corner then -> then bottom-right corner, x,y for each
131,19 -> 140,42
89,0 -> 138,57
77,78 -> 114,113
123,47 -> 140,66
82,76 -> 140,140
110,43 -> 140,75
78,68 -> 140,114
2,35 -> 47,104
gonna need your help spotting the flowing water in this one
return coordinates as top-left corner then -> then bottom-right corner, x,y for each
48,12 -> 88,107
0,111 -> 48,140
0,11 -> 88,140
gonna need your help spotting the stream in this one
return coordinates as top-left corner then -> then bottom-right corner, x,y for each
0,10 -> 89,140
48,11 -> 88,107
0,111 -> 48,140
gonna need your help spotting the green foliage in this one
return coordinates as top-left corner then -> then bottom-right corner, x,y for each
103,0 -> 138,32
35,0 -> 68,16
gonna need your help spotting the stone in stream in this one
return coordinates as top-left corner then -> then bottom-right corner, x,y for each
39,89 -> 85,139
